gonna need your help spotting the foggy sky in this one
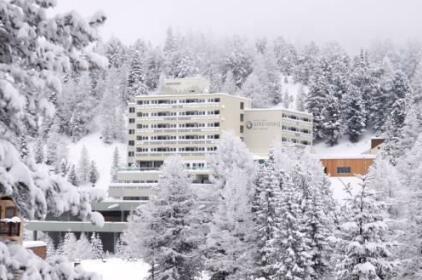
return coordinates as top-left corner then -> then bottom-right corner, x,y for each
55,0 -> 422,52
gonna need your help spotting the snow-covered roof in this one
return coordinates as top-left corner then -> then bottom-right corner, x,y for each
318,154 -> 376,160
23,240 -> 46,248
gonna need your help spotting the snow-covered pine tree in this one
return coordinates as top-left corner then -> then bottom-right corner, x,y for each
274,172 -> 313,280
305,58 -> 331,141
273,36 -> 298,76
0,0 -> 106,276
223,37 -> 254,88
100,67 -> 126,143
336,175 -> 395,280
91,233 -> 104,260
127,49 -> 148,99
320,93 -> 342,146
77,146 -> 90,185
34,137 -> 45,164
221,71 -> 238,94
61,232 -> 78,261
395,135 -> 422,278
252,151 -> 282,280
88,161 -> 100,187
343,84 -> 366,143
111,147 -> 120,181
68,164 -> 79,187
296,85 -> 307,111
124,156 -> 204,280
383,70 -> 412,163
75,233 -> 94,260
293,41 -> 320,85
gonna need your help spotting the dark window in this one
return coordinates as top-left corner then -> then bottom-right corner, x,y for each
240,125 -> 244,133
240,102 -> 244,110
129,118 -> 135,123
240,114 -> 244,122
128,140 -> 135,146
337,167 -> 351,174
128,152 -> 134,157
5,207 -> 15,218
129,107 -> 135,113
128,129 -> 135,134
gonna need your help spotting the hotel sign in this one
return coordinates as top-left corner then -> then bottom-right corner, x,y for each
246,120 -> 281,130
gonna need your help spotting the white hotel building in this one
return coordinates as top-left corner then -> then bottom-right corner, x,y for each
110,77 -> 313,199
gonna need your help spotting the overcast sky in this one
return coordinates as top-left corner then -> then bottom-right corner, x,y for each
56,0 -> 422,52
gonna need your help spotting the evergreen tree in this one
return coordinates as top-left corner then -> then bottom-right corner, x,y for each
336,175 -> 395,280
127,49 -> 148,99
77,146 -> 90,184
223,37 -> 253,88
91,233 -> 104,259
321,94 -> 342,146
274,172 -> 312,280
75,233 -> 94,260
88,160 -> 100,187
343,84 -> 366,142
68,164 -> 79,186
61,232 -> 78,261
34,138 -> 45,164
111,147 -> 120,181
221,71 -> 238,94
305,59 -> 332,141
124,156 -> 204,280
252,152 -> 282,279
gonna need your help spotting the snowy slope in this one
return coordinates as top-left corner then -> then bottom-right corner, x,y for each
81,259 -> 149,280
313,133 -> 374,157
67,133 -> 126,190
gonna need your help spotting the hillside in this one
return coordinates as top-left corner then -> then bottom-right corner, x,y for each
67,133 -> 126,190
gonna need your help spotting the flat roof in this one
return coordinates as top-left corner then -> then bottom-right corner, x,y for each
244,107 -> 313,116
318,154 -> 376,160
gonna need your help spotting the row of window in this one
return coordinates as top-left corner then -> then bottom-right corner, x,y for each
281,137 -> 310,145
281,126 -> 311,134
129,134 -> 220,141
135,97 -> 221,106
132,122 -> 221,129
133,110 -> 221,118
135,147 -> 217,153
282,113 -> 311,122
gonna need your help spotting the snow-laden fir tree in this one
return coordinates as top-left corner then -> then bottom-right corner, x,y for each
0,0 -> 106,277
395,135 -> 422,278
77,146 -> 91,185
89,161 -> 100,187
68,164 -> 79,187
100,67 -> 126,143
206,134 -> 256,280
91,233 -> 104,260
221,71 -> 238,94
34,137 -> 45,164
127,49 -> 148,99
383,70 -> 412,163
75,233 -> 94,260
343,84 -> 366,143
111,147 -> 120,182
336,175 -> 395,280
123,156 -> 204,280
61,232 -> 78,261
321,93 -> 342,146
305,58 -> 332,141
223,37 -> 254,88
252,151 -> 282,280
274,172 -> 313,280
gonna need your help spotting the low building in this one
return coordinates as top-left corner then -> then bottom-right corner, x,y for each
319,137 -> 384,177
0,196 -> 23,244
320,155 -> 376,177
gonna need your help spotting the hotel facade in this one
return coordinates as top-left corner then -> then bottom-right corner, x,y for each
114,77 -> 313,193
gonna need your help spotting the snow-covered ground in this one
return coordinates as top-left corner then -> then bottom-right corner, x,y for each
67,133 -> 126,189
313,133 -> 374,157
81,258 -> 149,280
